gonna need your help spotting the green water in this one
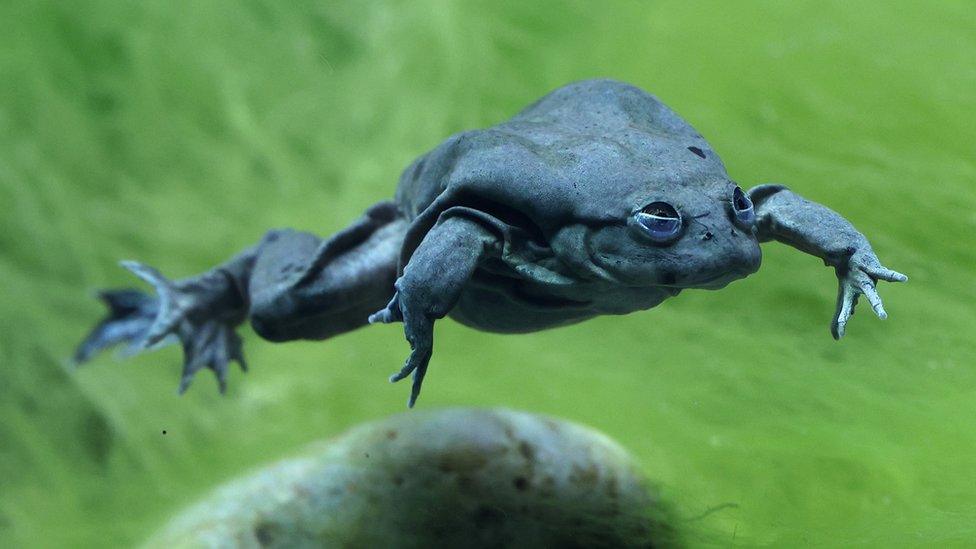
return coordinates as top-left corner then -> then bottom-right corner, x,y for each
1,1 -> 973,546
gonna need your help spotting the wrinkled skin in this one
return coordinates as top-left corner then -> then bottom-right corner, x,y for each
75,79 -> 907,406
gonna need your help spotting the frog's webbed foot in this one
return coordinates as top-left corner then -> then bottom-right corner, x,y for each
171,318 -> 246,394
73,289 -> 165,365
120,260 -> 247,394
831,249 -> 908,339
369,290 -> 433,409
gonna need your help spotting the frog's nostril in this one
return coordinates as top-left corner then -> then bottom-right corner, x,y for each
702,231 -> 714,241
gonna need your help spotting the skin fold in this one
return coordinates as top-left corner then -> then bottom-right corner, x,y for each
74,79 -> 907,406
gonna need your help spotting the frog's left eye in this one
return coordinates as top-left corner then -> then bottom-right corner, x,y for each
634,202 -> 683,244
732,186 -> 755,227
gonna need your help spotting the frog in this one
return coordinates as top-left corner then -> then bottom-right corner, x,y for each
74,79 -> 907,407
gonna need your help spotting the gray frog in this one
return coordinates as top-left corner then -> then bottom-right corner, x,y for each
75,79 -> 907,406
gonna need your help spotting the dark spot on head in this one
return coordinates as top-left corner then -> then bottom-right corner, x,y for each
364,452 -> 370,458
392,475 -> 404,486
518,441 -> 535,461
386,430 -> 398,440
687,146 -> 706,159
254,522 -> 278,547
514,476 -> 529,491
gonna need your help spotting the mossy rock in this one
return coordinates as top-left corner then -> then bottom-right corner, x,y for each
145,408 -> 677,548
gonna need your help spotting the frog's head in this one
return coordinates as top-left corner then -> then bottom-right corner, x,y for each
553,182 -> 762,290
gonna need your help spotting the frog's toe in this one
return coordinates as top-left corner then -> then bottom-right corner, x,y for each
120,260 -> 187,346
368,292 -> 403,325
388,347 -> 432,408
861,265 -> 908,283
73,289 -> 160,365
175,320 -> 247,395
388,311 -> 434,408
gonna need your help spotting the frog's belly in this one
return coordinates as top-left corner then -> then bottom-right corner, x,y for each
448,276 -> 674,334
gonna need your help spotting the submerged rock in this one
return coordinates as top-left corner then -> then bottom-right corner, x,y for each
145,408 -> 677,548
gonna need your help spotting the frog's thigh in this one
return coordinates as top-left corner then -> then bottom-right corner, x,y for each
397,215 -> 498,318
248,202 -> 407,342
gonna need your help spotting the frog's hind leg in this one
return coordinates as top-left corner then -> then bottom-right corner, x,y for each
73,201 -> 406,393
247,201 -> 408,343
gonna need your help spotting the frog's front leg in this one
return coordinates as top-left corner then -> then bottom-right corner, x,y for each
369,213 -> 499,407
748,184 -> 907,339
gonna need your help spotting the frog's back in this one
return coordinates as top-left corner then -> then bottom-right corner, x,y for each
393,79 -> 720,221
507,78 -> 702,139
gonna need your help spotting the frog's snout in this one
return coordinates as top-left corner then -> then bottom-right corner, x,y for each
582,216 -> 761,289
682,224 -> 761,289
643,209 -> 761,289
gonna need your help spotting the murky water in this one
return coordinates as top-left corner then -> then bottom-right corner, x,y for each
1,2 -> 973,546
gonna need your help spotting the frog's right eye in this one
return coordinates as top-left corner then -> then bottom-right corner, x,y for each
634,202 -> 683,244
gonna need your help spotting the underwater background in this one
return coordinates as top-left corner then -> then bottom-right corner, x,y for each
1,1 -> 973,546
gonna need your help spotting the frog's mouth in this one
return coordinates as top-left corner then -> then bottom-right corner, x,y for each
586,241 -> 752,291
550,224 -> 623,284
552,225 -> 667,288
670,270 -> 743,290
578,249 -> 685,293
552,222 -> 756,290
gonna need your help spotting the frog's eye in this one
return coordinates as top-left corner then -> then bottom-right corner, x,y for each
634,202 -> 683,244
732,186 -> 755,227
